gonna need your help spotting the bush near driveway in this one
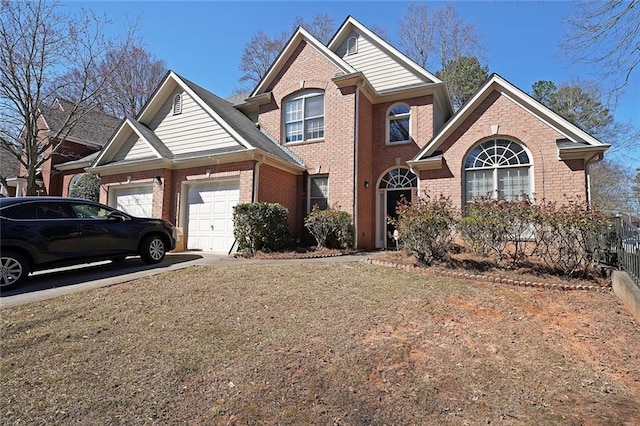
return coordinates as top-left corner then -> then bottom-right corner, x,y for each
232,202 -> 290,254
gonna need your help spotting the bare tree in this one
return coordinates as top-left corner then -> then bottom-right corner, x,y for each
562,0 -> 640,91
239,30 -> 289,88
293,13 -> 336,45
239,13 -> 337,89
398,2 -> 434,68
0,0 -> 134,195
398,2 -> 485,72
97,45 -> 167,118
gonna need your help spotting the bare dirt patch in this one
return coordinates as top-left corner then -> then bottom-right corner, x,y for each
2,262 -> 638,424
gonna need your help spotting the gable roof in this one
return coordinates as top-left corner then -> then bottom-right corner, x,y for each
328,16 -> 442,86
412,74 -> 610,164
41,99 -> 121,147
250,26 -> 356,97
93,71 -> 304,172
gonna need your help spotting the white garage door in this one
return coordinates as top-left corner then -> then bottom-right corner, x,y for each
113,186 -> 153,217
187,181 -> 239,253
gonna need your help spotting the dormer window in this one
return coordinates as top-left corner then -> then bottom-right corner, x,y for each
172,93 -> 182,115
347,36 -> 358,55
387,103 -> 410,144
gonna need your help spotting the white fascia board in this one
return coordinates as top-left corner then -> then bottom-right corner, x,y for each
88,158 -> 172,176
93,119 -> 162,167
251,27 -> 356,97
329,17 -> 442,85
413,74 -> 607,162
136,70 -> 175,122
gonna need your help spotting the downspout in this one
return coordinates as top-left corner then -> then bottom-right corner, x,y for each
585,152 -> 604,209
253,154 -> 265,202
353,82 -> 360,249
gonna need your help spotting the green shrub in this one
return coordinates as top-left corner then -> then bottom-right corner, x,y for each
304,206 -> 354,249
233,202 -> 290,254
392,193 -> 457,265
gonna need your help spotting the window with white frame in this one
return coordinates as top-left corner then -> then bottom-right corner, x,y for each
308,175 -> 329,211
387,103 -> 410,144
173,93 -> 182,115
347,36 -> 358,55
464,139 -> 532,203
284,90 -> 324,143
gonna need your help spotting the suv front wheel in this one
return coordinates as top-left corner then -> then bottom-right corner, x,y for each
1,251 -> 30,290
139,235 -> 166,264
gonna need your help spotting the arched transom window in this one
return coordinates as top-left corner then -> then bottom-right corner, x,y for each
387,103 -> 410,144
464,139 -> 532,202
379,167 -> 417,189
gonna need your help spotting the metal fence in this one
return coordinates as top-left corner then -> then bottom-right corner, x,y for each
612,215 -> 640,286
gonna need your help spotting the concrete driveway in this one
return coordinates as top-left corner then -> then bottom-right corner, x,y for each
0,251 -> 375,309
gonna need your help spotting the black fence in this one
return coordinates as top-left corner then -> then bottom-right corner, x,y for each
610,215 -> 640,286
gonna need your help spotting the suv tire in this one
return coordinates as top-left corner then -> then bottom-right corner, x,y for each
140,235 -> 166,264
1,251 -> 30,290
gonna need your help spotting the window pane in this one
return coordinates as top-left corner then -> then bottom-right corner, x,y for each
389,117 -> 409,142
305,95 -> 324,118
285,99 -> 303,123
309,176 -> 328,210
498,168 -> 530,200
285,122 -> 303,142
388,104 -> 410,117
465,170 -> 493,201
305,117 -> 324,140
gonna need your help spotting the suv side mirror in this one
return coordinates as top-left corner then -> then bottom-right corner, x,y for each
107,211 -> 128,221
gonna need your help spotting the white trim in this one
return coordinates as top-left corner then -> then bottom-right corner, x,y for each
328,16 -> 442,84
172,93 -> 182,115
252,27 -> 356,97
307,174 -> 329,212
347,36 -> 358,55
413,74 -> 608,162
375,166 -> 418,248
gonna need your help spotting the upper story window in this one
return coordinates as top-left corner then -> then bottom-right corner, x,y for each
464,139 -> 532,203
387,103 -> 410,144
284,90 -> 324,143
347,36 -> 358,55
172,93 -> 182,115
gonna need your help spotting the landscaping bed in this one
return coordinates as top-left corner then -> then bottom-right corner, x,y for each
2,263 -> 638,424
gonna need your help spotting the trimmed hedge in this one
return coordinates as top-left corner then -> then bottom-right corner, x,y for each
304,206 -> 354,249
233,202 -> 290,254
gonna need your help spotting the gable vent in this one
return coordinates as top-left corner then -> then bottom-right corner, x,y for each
173,93 -> 182,115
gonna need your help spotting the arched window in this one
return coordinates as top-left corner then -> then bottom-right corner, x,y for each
379,167 -> 417,189
68,174 -> 83,194
464,139 -> 532,203
172,93 -> 182,115
387,103 -> 410,144
284,90 -> 324,143
347,36 -> 358,55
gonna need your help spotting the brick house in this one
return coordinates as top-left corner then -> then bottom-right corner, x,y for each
5,99 -> 120,197
89,16 -> 609,253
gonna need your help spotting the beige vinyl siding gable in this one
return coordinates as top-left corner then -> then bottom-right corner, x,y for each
148,88 -> 243,156
114,132 -> 156,162
336,31 -> 426,92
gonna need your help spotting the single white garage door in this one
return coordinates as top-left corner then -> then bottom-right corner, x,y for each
113,186 -> 153,217
187,181 -> 239,253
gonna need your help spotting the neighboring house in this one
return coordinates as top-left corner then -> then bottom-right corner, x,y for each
6,99 -> 120,197
89,16 -> 609,253
0,140 -> 21,197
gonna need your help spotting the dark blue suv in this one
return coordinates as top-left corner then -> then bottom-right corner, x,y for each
0,197 -> 178,290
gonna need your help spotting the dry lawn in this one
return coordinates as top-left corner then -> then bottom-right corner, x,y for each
1,262 -> 639,425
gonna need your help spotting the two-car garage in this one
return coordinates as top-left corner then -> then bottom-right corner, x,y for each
110,180 -> 239,254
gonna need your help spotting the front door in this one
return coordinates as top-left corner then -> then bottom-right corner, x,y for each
386,189 -> 412,248
376,167 -> 418,249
